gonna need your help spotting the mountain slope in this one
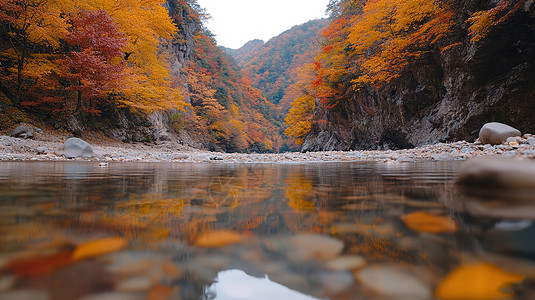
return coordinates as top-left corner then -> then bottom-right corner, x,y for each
228,19 -> 329,105
0,0 -> 284,153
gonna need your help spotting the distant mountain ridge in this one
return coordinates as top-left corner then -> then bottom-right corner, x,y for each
225,19 -> 329,105
223,39 -> 264,62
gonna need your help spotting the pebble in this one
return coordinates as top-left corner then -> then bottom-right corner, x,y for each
188,255 -> 230,282
315,271 -> 354,295
268,271 -> 311,292
116,276 -> 154,292
325,256 -> 366,271
79,292 -> 145,300
355,265 -> 431,299
106,257 -> 156,276
1,134 -> 535,163
265,234 -> 344,262
0,275 -> 16,292
0,290 -> 49,300
494,220 -> 533,231
35,147 -> 46,155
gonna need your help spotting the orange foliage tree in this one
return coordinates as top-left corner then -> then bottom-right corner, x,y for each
64,9 -> 127,116
0,0 -> 185,117
346,0 -> 454,87
79,0 -> 184,111
284,0 -> 455,146
0,0 -> 71,105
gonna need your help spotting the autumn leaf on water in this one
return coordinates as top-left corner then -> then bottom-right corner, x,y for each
71,237 -> 128,261
5,251 -> 73,277
401,211 -> 458,233
436,262 -> 525,299
194,230 -> 242,248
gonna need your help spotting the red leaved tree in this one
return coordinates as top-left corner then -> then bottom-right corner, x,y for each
64,9 -> 127,116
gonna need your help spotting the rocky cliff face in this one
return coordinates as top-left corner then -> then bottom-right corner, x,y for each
302,2 -> 535,151
100,1 -> 202,145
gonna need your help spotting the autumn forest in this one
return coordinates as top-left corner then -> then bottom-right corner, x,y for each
1,0 -> 533,152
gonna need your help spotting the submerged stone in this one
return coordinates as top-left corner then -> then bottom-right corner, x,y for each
79,292 -> 145,300
325,256 -> 366,271
0,275 -> 16,291
356,265 -> 431,299
456,157 -> 535,200
485,221 -> 535,256
315,271 -> 354,295
465,199 -> 535,220
116,276 -> 154,292
0,290 -> 49,300
265,234 -> 344,262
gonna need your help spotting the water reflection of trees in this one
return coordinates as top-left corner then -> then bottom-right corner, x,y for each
1,162 -> 465,268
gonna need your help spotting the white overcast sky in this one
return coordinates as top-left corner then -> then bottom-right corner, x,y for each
196,0 -> 330,49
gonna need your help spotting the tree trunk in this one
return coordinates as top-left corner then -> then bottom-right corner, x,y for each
75,89 -> 83,114
68,88 -> 84,136
13,56 -> 25,106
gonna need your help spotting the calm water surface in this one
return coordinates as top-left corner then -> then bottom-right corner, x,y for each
0,161 -> 533,299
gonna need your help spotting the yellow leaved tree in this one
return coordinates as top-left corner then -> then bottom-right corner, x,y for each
284,94 -> 316,146
284,63 -> 317,145
80,0 -> 185,111
0,0 -> 73,105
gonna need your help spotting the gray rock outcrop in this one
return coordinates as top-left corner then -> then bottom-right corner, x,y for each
301,2 -> 535,151
35,147 -> 46,155
55,138 -> 93,158
11,123 -> 41,139
479,122 -> 521,145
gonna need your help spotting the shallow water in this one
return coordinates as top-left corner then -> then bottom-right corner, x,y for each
0,161 -> 533,299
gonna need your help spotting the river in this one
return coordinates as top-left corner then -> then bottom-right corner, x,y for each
0,161 -> 533,299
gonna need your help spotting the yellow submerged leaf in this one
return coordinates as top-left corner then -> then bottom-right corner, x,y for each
436,262 -> 524,299
72,237 -> 128,261
401,211 -> 458,233
195,230 -> 242,248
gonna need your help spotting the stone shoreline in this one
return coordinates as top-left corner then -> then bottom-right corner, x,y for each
1,134 -> 535,164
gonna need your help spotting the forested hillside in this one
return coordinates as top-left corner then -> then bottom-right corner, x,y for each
0,0 -> 282,152
228,19 -> 328,107
4,0 -> 534,153
283,0 -> 535,150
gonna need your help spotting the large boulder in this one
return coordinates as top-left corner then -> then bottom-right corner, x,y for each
11,123 -> 41,139
478,122 -> 521,145
456,157 -> 535,195
456,158 -> 535,219
55,138 -> 93,158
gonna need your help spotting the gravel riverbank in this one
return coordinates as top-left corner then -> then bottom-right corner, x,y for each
2,134 -> 535,163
